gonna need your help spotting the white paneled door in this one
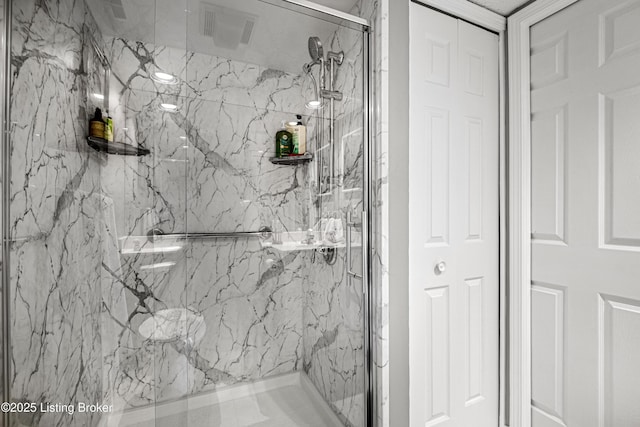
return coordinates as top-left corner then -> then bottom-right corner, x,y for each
409,4 -> 499,427
530,0 -> 640,425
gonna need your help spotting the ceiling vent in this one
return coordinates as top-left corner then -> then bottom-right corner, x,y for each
199,2 -> 257,50
107,0 -> 127,20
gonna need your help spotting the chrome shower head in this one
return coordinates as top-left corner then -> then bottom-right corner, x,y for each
308,37 -> 324,62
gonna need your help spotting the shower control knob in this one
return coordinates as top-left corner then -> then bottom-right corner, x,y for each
435,261 -> 446,274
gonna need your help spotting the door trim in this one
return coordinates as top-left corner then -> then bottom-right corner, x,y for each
410,2 -> 507,427
506,1 -> 580,426
414,0 -> 506,32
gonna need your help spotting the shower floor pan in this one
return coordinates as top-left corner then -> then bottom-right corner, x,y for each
109,372 -> 344,427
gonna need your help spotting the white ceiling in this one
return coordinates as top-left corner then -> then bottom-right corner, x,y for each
465,0 -> 531,16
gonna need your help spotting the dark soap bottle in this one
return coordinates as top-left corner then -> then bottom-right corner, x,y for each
275,121 -> 293,157
89,108 -> 105,139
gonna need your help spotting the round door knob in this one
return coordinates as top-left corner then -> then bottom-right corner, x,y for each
436,261 -> 446,274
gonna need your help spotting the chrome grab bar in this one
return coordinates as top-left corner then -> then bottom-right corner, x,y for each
346,211 -> 363,280
147,227 -> 272,241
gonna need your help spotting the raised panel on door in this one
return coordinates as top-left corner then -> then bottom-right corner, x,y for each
531,283 -> 566,427
423,107 -> 451,247
531,33 -> 568,90
462,117 -> 483,242
425,37 -> 452,87
462,49 -> 484,96
598,86 -> 640,249
424,286 -> 452,426
599,0 -> 640,66
531,106 -> 567,245
463,277 -> 484,405
599,295 -> 640,427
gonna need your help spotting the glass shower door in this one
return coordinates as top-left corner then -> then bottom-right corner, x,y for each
3,0 -> 370,425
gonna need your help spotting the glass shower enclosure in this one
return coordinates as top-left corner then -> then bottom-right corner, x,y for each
0,0 -> 371,426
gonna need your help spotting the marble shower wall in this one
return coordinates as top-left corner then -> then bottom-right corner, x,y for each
99,37 -> 320,408
8,0 -> 106,426
102,38 -> 321,238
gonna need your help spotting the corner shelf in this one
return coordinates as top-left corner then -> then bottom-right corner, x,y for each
269,152 -> 313,165
87,136 -> 150,156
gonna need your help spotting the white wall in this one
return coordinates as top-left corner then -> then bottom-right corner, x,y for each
373,0 -> 411,425
386,0 -> 410,425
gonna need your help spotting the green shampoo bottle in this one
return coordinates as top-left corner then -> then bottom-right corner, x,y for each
275,121 -> 293,157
